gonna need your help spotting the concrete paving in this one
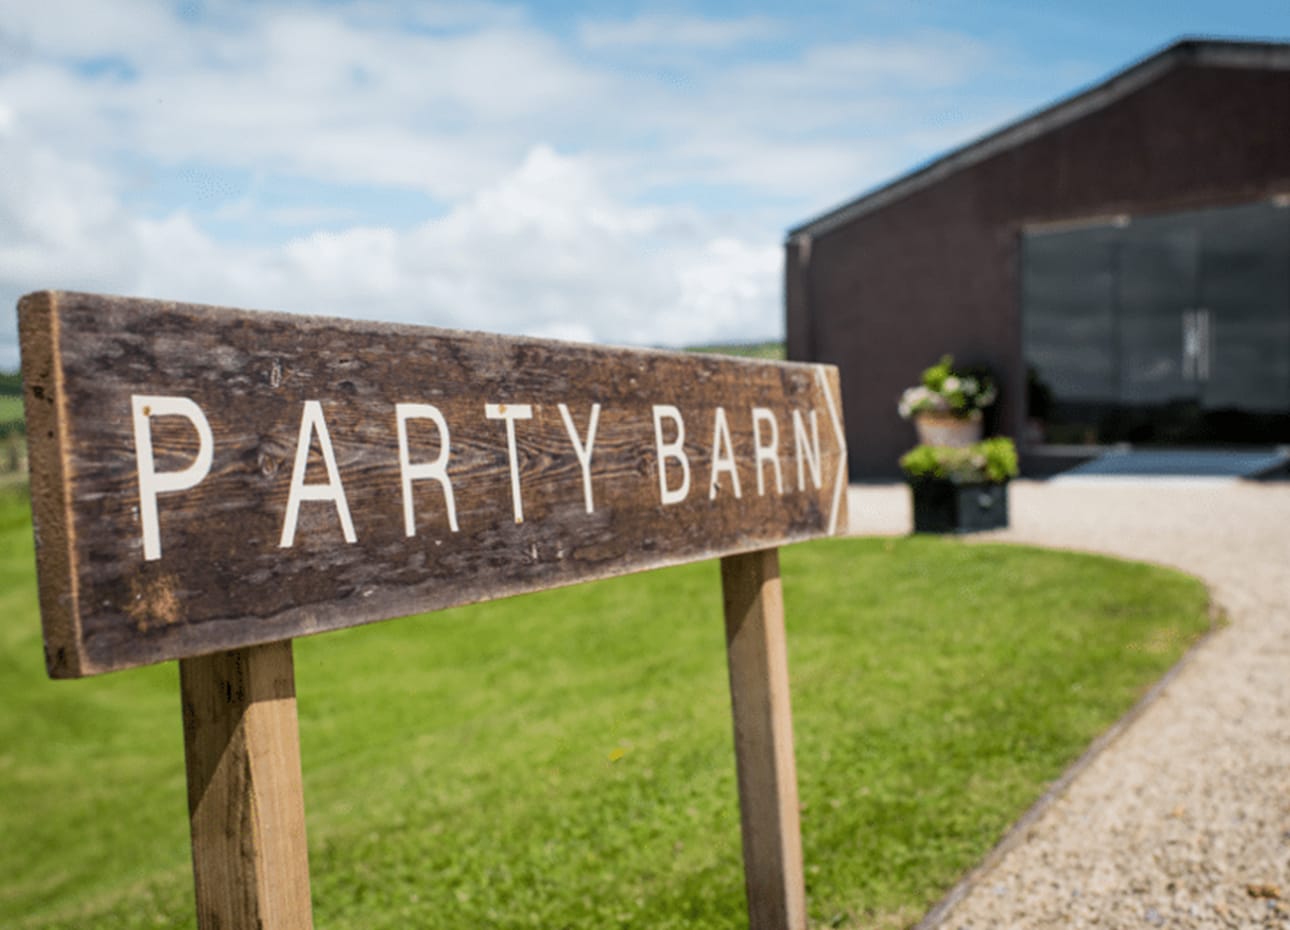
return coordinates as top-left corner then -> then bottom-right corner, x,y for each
845,480 -> 1290,929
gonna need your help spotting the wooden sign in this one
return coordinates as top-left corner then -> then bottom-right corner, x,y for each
20,291 -> 847,677
21,289 -> 848,930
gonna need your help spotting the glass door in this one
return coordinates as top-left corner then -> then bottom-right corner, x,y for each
1019,223 -> 1118,445
1022,199 -> 1290,447
1115,212 -> 1202,443
1195,202 -> 1290,442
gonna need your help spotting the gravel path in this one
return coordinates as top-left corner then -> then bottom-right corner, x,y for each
845,479 -> 1290,929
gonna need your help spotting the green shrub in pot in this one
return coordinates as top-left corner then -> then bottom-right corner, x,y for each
899,437 -> 1018,485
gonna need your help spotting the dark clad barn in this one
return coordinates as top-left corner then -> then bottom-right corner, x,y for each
786,38 -> 1290,478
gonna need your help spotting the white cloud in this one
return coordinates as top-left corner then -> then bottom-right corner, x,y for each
0,0 -> 182,62
558,27 -> 1008,207
0,142 -> 783,367
779,33 -> 993,90
0,6 -> 1012,209
395,146 -> 781,345
1,6 -> 606,199
579,14 -> 777,50
0,136 -> 137,289
0,4 -> 1035,369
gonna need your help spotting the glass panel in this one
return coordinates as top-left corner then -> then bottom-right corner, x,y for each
1196,202 -> 1290,441
1020,223 -> 1117,445
1022,200 -> 1290,447
1115,212 -> 1201,443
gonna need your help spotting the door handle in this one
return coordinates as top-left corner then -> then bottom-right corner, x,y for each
1182,309 -> 1211,382
1182,311 -> 1198,380
1198,308 -> 1210,382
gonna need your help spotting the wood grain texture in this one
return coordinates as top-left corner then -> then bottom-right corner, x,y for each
18,292 -> 85,675
18,290 -> 848,676
721,549 -> 807,930
181,640 -> 313,930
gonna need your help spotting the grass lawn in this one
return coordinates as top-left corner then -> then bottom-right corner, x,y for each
0,485 -> 1210,929
0,394 -> 24,426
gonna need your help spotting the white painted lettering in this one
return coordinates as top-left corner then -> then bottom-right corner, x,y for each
132,395 -> 214,561
485,403 -> 534,523
708,406 -> 742,500
792,409 -> 823,491
558,402 -> 601,514
280,400 -> 357,548
751,407 -> 784,496
652,405 -> 691,505
396,403 -> 459,536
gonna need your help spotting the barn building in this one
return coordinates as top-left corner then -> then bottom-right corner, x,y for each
785,38 -> 1290,478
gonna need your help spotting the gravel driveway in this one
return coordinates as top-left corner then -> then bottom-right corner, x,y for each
846,479 -> 1290,929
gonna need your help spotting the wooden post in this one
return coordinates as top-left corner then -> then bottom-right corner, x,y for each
180,640 -> 314,930
721,548 -> 807,930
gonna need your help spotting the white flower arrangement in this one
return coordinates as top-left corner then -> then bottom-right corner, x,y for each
897,355 -> 997,420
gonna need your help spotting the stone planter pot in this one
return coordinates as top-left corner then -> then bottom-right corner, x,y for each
913,411 -> 983,447
909,478 -> 1009,534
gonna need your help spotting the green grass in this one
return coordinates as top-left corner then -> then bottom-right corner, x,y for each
0,394 -> 24,425
0,486 -> 1210,929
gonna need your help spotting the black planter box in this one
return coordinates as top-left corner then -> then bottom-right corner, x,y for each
909,479 -> 1009,534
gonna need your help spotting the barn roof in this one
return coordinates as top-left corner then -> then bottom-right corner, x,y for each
787,37 -> 1290,241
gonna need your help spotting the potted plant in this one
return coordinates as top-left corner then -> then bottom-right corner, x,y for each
900,437 -> 1018,533
898,355 -> 997,447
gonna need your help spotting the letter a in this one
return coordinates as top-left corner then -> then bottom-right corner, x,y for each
708,406 -> 742,499
280,400 -> 357,548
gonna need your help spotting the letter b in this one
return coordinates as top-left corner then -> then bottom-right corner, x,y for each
652,405 -> 691,505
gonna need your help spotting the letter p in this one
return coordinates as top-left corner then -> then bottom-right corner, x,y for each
132,395 -> 214,561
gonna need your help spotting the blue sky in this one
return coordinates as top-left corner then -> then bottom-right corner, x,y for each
1,1 -> 1287,368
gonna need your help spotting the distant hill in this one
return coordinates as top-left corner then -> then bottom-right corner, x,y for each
0,372 -> 19,397
684,341 -> 785,361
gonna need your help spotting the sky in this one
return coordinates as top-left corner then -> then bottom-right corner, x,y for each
1,1 -> 1287,369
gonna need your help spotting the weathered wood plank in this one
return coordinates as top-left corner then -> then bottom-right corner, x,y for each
19,290 -> 847,676
18,292 -> 85,675
721,548 -> 807,930
181,640 -> 313,930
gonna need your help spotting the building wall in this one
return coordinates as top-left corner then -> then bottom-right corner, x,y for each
789,62 -> 1290,478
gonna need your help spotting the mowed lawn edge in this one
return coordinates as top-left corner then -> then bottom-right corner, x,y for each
0,486 -> 1211,929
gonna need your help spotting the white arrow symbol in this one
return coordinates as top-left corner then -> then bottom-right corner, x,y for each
815,366 -> 848,535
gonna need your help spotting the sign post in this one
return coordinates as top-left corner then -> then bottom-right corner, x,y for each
19,290 -> 847,930
180,641 -> 313,930
723,548 -> 807,929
